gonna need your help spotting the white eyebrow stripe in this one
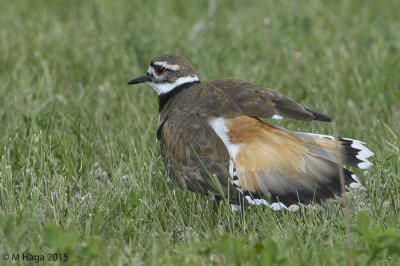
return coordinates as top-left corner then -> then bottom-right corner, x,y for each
147,66 -> 156,76
154,61 -> 180,71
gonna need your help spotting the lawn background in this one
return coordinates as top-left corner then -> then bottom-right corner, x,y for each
0,0 -> 399,265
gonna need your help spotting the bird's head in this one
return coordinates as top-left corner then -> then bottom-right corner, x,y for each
128,54 -> 200,95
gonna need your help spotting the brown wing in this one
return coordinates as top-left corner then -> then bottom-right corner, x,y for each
211,79 -> 331,122
159,114 -> 239,202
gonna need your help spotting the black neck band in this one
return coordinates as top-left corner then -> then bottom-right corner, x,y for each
158,81 -> 200,112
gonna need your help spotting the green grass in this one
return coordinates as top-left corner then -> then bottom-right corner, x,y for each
1,0 -> 399,265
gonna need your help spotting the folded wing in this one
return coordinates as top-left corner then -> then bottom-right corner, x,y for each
211,79 -> 331,122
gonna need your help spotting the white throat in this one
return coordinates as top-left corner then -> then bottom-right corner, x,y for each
147,75 -> 200,95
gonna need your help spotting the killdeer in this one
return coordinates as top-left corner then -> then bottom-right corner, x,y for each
128,54 -> 374,211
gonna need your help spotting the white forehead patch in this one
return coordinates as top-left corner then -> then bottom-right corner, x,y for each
147,75 -> 199,95
147,66 -> 155,76
147,66 -> 157,77
154,61 -> 180,71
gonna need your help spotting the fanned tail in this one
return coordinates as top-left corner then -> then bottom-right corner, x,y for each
221,116 -> 374,211
294,132 -> 374,170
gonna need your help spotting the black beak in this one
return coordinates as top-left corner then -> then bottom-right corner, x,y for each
128,74 -> 150,85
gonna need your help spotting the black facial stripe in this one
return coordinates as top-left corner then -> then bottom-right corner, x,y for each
150,62 -> 155,67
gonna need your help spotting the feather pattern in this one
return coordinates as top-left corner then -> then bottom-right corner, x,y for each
223,116 -> 371,208
128,54 -> 374,211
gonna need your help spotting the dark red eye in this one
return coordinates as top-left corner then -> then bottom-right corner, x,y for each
154,65 -> 166,75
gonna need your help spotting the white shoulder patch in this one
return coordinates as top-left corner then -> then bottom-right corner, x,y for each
208,118 -> 241,160
272,115 -> 283,120
208,117 -> 242,181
